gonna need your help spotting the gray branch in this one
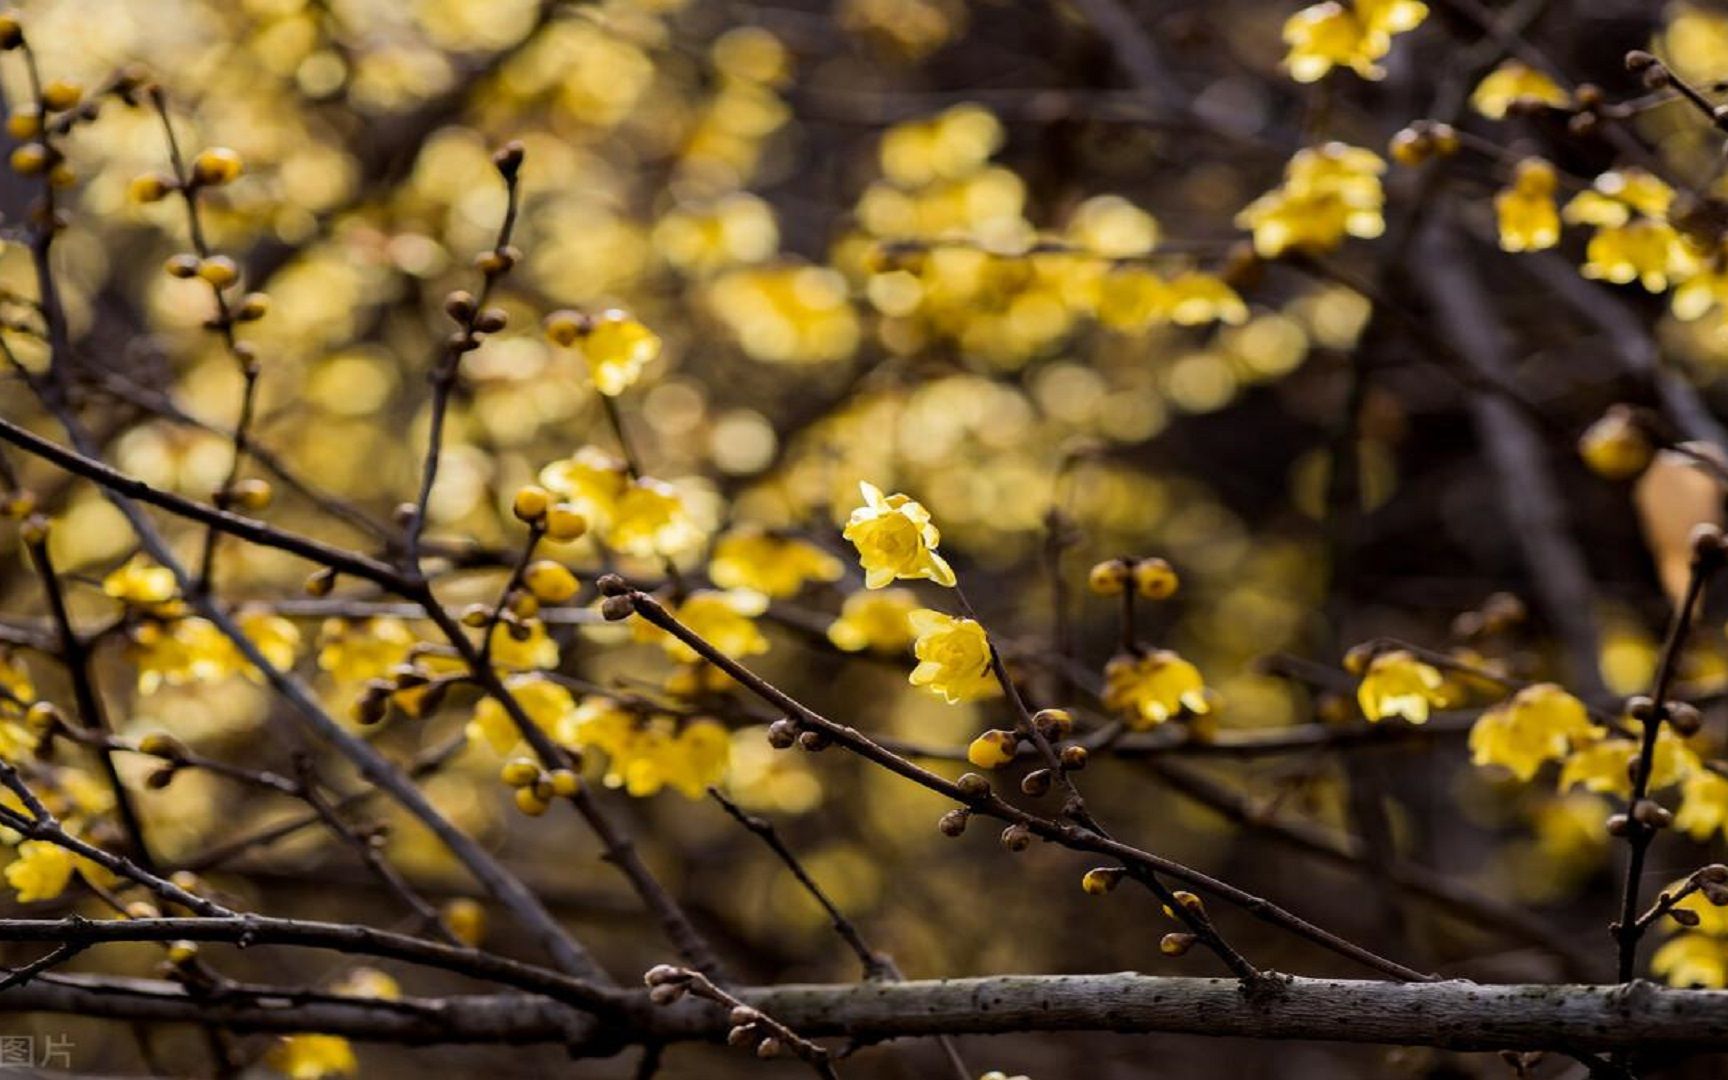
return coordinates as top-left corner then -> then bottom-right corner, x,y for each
4,972 -> 1727,1055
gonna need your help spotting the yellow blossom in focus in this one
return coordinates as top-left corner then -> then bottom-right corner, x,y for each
709,527 -> 844,597
827,588 -> 920,653
1103,650 -> 1210,729
268,1033 -> 358,1079
1469,61 -> 1570,119
907,609 -> 998,703
1282,0 -> 1428,84
1236,143 -> 1386,257
1494,159 -> 1560,252
1355,649 -> 1444,723
1468,683 -> 1594,781
843,482 -> 956,589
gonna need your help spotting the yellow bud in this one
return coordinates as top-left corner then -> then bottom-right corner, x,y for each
0,15 -> 22,49
1087,559 -> 1130,597
128,171 -> 173,203
9,142 -> 46,175
1082,867 -> 1123,895
1388,127 -> 1430,167
443,898 -> 486,946
5,105 -> 38,139
125,901 -> 160,920
1132,558 -> 1178,600
191,146 -> 243,186
1578,405 -> 1651,481
197,255 -> 239,288
523,560 -> 578,604
165,940 -> 199,965
549,769 -> 581,797
1159,932 -> 1197,957
230,478 -> 273,512
966,729 -> 1018,769
137,732 -> 182,757
499,759 -> 542,788
47,162 -> 74,189
543,505 -> 588,542
236,292 -> 270,321
514,786 -> 550,816
512,485 -> 551,523
165,253 -> 200,278
40,80 -> 81,111
23,701 -> 60,733
543,309 -> 587,346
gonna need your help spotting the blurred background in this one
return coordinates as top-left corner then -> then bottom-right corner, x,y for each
0,0 -> 1725,1076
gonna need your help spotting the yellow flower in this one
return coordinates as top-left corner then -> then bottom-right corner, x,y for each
1356,650 -> 1445,723
1653,931 -> 1728,988
638,589 -> 769,662
1282,0 -> 1428,84
581,712 -> 730,799
4,840 -> 73,902
317,617 -> 416,683
1236,143 -> 1385,257
1580,219 -> 1691,292
1164,272 -> 1250,326
331,967 -> 399,999
128,617 -> 242,694
267,1033 -> 358,1079
1469,61 -> 1570,119
569,696 -> 638,760
102,556 -> 177,606
709,527 -> 844,597
1494,159 -> 1560,253
1468,683 -> 1594,781
610,479 -> 703,558
907,609 -> 998,703
468,674 -> 580,756
573,310 -> 661,396
487,618 -> 560,671
842,481 -> 955,589
238,610 -> 302,678
1577,406 -> 1652,480
1674,767 -> 1728,842
1558,728 -> 1698,798
540,448 -> 702,558
827,588 -> 920,653
662,718 -> 731,798
1103,650 -> 1210,729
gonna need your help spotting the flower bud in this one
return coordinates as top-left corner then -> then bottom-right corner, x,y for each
514,786 -> 550,816
967,729 -> 1018,769
1132,557 -> 1178,600
1082,866 -> 1124,894
1060,745 -> 1089,770
766,719 -> 798,749
544,505 -> 588,541
499,759 -> 542,788
1021,768 -> 1052,797
523,560 -> 578,604
600,595 -> 635,621
197,255 -> 239,288
191,147 -> 242,186
1000,823 -> 1032,852
1033,708 -> 1073,740
512,485 -> 550,522
956,772 -> 991,798
937,808 -> 969,836
1159,932 -> 1197,957
165,252 -> 200,278
1087,559 -> 1130,597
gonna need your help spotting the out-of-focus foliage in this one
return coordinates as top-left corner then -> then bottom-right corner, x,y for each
8,0 -> 1728,1076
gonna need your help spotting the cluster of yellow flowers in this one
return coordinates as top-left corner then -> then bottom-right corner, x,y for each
537,446 -> 703,559
1282,0 -> 1428,83
1237,143 -> 1386,258
100,558 -> 301,694
1490,159 -> 1728,320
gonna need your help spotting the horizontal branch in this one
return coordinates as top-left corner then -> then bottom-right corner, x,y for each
4,972 -> 1727,1056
